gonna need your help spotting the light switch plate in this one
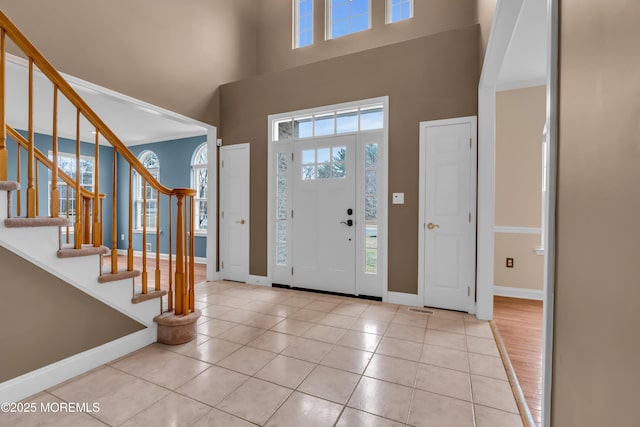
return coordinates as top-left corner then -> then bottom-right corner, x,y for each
392,193 -> 404,204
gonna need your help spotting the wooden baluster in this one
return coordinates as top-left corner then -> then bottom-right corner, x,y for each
99,196 -> 104,246
0,29 -> 7,181
189,195 -> 195,312
83,196 -> 91,245
111,149 -> 118,274
26,58 -> 35,217
74,109 -> 82,248
51,86 -> 59,217
16,145 -> 20,216
155,190 -> 160,291
174,193 -> 185,315
35,159 -> 39,216
142,179 -> 148,294
127,165 -> 133,271
65,186 -> 70,243
93,129 -> 100,246
168,194 -> 173,312
183,196 -> 189,315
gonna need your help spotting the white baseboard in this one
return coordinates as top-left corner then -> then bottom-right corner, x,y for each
117,249 -> 206,265
247,275 -> 269,287
208,271 -> 222,282
0,327 -> 156,403
494,285 -> 544,301
385,291 -> 420,307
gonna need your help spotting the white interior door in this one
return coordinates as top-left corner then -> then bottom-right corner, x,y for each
220,144 -> 249,282
292,135 -> 356,294
423,120 -> 475,312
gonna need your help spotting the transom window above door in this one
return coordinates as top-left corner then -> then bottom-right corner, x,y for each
273,104 -> 383,141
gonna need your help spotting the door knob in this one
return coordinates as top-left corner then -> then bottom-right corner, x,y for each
236,219 -> 246,224
427,222 -> 439,230
340,219 -> 354,227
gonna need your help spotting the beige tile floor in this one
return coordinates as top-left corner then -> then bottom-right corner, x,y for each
2,281 -> 523,426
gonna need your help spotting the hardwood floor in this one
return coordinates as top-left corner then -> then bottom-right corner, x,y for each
103,255 -> 207,292
493,296 -> 543,426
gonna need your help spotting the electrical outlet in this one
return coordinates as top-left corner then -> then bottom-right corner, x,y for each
506,258 -> 514,268
146,243 -> 152,251
121,234 -> 124,241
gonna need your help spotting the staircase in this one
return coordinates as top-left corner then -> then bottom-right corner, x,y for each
0,11 -> 200,402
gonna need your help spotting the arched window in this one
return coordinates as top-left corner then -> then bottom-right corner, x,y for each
191,143 -> 208,232
136,150 -> 159,230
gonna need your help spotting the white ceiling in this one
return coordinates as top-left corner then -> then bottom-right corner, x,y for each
497,0 -> 548,90
5,57 -> 207,146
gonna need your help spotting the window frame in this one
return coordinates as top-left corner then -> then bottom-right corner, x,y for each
294,0 -> 314,49
48,151 -> 95,232
326,0 -> 372,40
191,142 -> 208,235
134,150 -> 160,232
386,0 -> 414,24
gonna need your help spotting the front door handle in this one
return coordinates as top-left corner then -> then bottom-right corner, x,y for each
340,219 -> 354,227
236,219 -> 246,225
427,222 -> 440,230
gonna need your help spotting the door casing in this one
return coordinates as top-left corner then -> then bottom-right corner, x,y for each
418,116 -> 478,313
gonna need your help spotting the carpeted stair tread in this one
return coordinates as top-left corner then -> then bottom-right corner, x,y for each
98,269 -> 141,283
132,290 -> 167,304
0,181 -> 20,191
57,245 -> 109,258
5,216 -> 68,228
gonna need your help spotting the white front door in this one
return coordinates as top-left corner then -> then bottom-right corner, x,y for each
220,144 -> 250,282
422,119 -> 476,312
292,135 -> 356,294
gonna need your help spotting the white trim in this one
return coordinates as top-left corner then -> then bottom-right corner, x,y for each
385,0 -> 414,24
116,249 -> 206,265
494,226 -> 542,234
418,116 -> 477,314
496,77 -> 547,92
0,328 -> 156,403
543,1 -> 558,425
478,0 -> 529,322
6,53 -> 211,146
247,275 -> 270,287
385,291 -> 420,307
206,129 -> 218,281
494,285 -> 544,301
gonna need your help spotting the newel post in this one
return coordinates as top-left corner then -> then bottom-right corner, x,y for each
154,188 -> 200,345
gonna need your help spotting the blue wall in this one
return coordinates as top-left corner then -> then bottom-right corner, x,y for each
6,131 -> 115,248
5,131 -> 208,258
116,135 -> 208,258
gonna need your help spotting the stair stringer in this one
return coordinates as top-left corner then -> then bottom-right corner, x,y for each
0,192 -> 160,328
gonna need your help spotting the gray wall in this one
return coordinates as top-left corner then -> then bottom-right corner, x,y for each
117,135 -> 208,258
220,26 -> 479,293
553,0 -> 640,425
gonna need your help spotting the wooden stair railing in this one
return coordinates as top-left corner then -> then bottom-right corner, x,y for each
0,11 -> 196,318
